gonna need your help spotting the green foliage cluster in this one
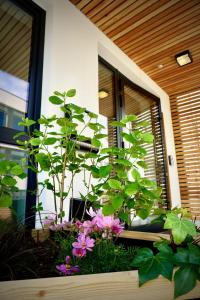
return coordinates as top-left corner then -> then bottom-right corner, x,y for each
0,89 -> 199,298
55,232 -> 137,275
0,154 -> 26,208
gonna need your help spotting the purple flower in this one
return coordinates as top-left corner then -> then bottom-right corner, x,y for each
82,220 -> 93,235
56,256 -> 80,275
72,233 -> 95,251
72,247 -> 86,257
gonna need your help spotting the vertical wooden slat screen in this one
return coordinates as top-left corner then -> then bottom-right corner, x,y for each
171,89 -> 200,219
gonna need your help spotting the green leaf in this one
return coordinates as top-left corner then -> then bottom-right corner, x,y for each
174,266 -> 197,298
155,253 -> 173,281
44,137 -> 57,145
164,213 -> 197,245
141,132 -> 154,143
110,120 -> 126,127
118,211 -> 129,223
0,193 -> 12,207
132,248 -> 154,267
188,244 -> 200,265
88,111 -> 98,119
115,158 -> 132,167
54,91 -> 64,97
2,176 -> 17,186
99,165 -> 112,178
112,195 -> 123,210
94,134 -> 107,139
66,89 -> 76,97
102,205 -> 115,216
131,169 -> 141,181
173,248 -> 189,265
125,182 -> 138,196
91,138 -> 101,148
108,179 -> 122,190
49,96 -> 63,105
30,138 -> 41,146
137,208 -> 150,219
121,115 -> 138,124
11,165 -> 23,176
153,241 -> 173,255
35,153 -> 51,171
137,161 -> 148,169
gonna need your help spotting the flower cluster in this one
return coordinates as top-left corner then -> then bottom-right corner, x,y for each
56,256 -> 80,275
55,208 -> 124,276
43,214 -> 71,231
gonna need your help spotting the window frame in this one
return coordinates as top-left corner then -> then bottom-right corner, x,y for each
0,0 -> 46,227
98,56 -> 169,209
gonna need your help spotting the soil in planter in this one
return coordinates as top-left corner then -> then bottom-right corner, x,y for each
0,220 -> 58,281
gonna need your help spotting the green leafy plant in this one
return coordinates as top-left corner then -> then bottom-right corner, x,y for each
0,154 -> 26,208
1,89 -> 198,299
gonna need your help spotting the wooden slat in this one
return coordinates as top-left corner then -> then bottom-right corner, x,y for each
0,270 -> 200,300
70,0 -> 200,95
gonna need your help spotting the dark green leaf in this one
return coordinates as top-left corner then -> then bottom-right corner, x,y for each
132,248 -> 154,267
2,176 -> 17,186
174,266 -> 197,298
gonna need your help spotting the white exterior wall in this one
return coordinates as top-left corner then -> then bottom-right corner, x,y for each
33,0 -> 181,222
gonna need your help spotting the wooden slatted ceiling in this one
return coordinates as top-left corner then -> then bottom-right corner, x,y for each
70,0 -> 200,96
171,89 -> 200,219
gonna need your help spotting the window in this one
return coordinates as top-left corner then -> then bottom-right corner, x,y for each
0,0 -> 45,225
98,57 -> 169,208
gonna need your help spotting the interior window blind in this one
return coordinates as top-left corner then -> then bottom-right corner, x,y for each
171,89 -> 200,219
136,105 -> 168,208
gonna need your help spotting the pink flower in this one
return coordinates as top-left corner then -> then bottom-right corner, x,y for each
72,233 -> 95,251
43,214 -> 56,226
75,220 -> 83,229
96,215 -> 124,235
82,220 -> 93,235
56,256 -> 80,275
72,247 -> 86,257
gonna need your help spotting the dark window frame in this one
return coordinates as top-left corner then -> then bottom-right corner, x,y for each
0,0 -> 46,227
98,56 -> 169,208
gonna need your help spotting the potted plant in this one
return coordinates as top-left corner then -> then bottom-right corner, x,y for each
0,89 -> 199,299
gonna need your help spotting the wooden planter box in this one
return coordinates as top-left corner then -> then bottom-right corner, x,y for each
0,270 -> 200,300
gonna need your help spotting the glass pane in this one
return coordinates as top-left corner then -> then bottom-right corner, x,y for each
99,62 -> 117,147
0,0 -> 33,131
0,144 -> 27,223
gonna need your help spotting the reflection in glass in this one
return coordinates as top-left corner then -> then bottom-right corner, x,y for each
0,0 -> 33,131
0,145 -> 27,223
99,62 -> 117,147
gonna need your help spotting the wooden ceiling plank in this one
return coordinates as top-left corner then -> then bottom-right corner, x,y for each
116,1 -> 200,48
90,0 -> 126,24
129,26 -> 200,62
104,0 -> 164,36
99,0 -> 147,30
94,0 -> 137,26
85,0 -> 115,18
122,8 -> 200,53
110,0 -> 181,41
77,0 -> 93,10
